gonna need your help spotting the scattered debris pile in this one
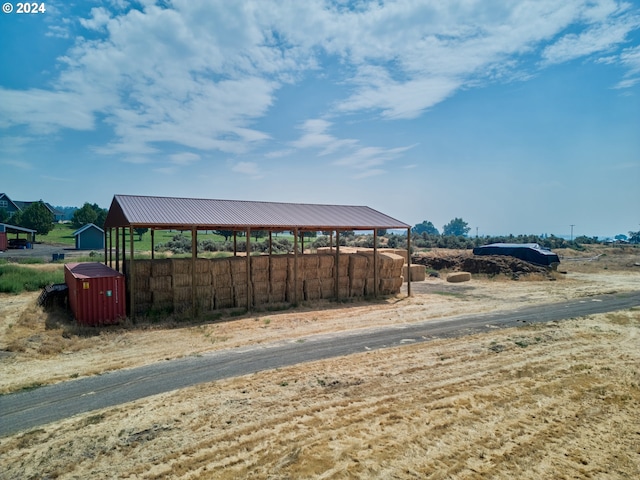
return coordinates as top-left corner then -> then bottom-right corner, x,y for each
412,250 -> 553,278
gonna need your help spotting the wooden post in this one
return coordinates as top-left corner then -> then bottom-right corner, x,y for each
129,226 -> 135,319
122,228 -> 126,275
334,231 -> 340,300
373,229 -> 378,298
293,228 -> 299,304
246,228 -> 251,310
192,227 -> 197,314
151,229 -> 155,260
301,232 -> 304,254
115,227 -> 120,272
330,232 -> 333,252
104,229 -> 108,266
407,227 -> 411,297
233,231 -> 237,257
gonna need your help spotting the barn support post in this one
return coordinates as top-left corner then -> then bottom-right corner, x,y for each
122,228 -> 126,275
373,229 -> 378,298
104,229 -> 108,266
233,232 -> 237,257
192,227 -> 197,313
334,230 -> 340,301
115,227 -> 120,272
246,228 -> 252,310
109,228 -> 113,268
151,229 -> 155,260
406,227 -> 412,297
301,232 -> 304,254
330,232 -> 334,252
129,226 -> 135,319
293,228 -> 299,305
268,231 -> 273,283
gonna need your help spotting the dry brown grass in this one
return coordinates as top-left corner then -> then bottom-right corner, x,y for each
0,247 -> 638,478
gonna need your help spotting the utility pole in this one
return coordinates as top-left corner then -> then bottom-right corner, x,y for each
570,224 -> 575,241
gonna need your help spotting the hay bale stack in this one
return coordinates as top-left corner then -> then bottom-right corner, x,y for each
131,259 -> 152,277
337,276 -> 350,298
391,249 -> 409,263
233,283 -> 248,308
228,257 -> 248,285
336,254 -> 349,277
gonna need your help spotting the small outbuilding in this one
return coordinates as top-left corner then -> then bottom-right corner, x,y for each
0,223 -> 36,251
73,223 -> 105,250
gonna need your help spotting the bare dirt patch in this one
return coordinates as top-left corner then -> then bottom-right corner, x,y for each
0,247 -> 639,478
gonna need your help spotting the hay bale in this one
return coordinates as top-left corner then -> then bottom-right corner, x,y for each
195,272 -> 211,286
211,258 -> 231,277
270,268 -> 288,283
150,276 -> 172,292
286,281 -> 304,303
402,264 -> 426,282
195,258 -> 210,274
269,281 -> 287,303
214,287 -> 234,309
336,254 -> 349,277
173,286 -> 192,303
252,281 -> 269,296
132,259 -> 151,277
379,253 -> 405,276
134,275 -> 150,292
151,259 -> 172,277
134,290 -> 152,305
195,286 -> 213,311
152,290 -> 173,310
229,257 -> 248,284
447,272 -> 472,283
349,254 -> 369,279
350,277 -> 365,297
171,258 -> 192,275
391,249 -> 409,263
173,274 -> 192,288
319,278 -> 335,299
251,255 -> 269,282
304,279 -> 322,301
380,277 -> 403,294
364,277 -> 376,296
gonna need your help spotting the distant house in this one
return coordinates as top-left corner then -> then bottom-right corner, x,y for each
0,193 -> 64,222
73,223 -> 104,250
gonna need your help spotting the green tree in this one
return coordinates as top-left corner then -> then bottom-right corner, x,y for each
215,230 -> 234,241
0,208 -> 9,224
72,203 -> 98,228
135,228 -> 149,241
412,220 -> 439,236
442,217 -> 470,237
628,230 -> 640,244
16,201 -> 54,235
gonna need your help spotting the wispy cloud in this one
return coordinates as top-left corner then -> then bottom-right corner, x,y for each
1,0 -> 638,158
232,161 -> 263,179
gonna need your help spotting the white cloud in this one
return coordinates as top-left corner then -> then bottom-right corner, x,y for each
2,160 -> 33,170
232,161 -> 263,179
170,152 -> 201,165
1,0 -> 638,158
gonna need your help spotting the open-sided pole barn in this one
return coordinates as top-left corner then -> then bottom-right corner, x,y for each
104,194 -> 411,318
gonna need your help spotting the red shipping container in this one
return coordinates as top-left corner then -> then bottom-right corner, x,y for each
65,262 -> 126,326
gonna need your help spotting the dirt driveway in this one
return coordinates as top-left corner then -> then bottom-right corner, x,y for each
0,246 -> 639,479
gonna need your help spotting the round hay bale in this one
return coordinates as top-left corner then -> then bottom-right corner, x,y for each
446,272 -> 472,283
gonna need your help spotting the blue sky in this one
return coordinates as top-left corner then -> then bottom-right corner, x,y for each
1,0 -> 639,238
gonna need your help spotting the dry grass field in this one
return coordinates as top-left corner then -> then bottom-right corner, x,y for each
1,246 -> 639,479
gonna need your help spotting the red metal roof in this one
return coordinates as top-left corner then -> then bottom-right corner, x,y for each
104,194 -> 410,230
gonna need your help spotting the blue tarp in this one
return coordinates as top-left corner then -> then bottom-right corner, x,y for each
472,243 -> 560,267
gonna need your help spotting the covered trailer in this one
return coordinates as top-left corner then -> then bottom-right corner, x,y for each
65,262 -> 126,326
472,243 -> 560,267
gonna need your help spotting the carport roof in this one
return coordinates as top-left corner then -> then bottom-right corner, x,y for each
104,194 -> 410,231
